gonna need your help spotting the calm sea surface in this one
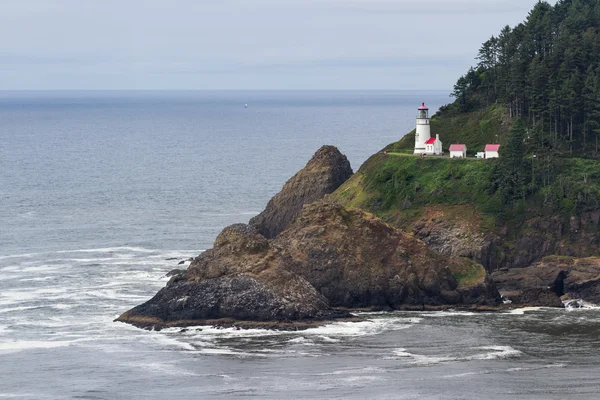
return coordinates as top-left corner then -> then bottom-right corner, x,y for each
1,91 -> 599,399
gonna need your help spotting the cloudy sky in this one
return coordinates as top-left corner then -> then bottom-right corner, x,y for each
0,0 -> 555,90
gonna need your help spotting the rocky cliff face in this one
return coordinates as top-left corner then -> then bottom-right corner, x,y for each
249,145 -> 353,239
273,201 -> 500,309
117,224 -> 352,329
492,256 -> 600,307
118,201 -> 501,329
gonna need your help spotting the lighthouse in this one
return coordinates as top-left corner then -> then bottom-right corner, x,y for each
414,102 -> 431,155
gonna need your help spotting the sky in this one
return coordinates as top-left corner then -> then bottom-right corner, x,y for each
0,0 -> 557,91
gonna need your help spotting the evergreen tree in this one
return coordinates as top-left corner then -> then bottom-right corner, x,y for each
447,0 -> 600,157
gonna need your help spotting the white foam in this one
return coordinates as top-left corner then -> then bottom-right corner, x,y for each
422,311 -> 478,317
302,317 -> 417,338
0,306 -> 39,314
55,246 -> 157,254
0,252 -> 39,260
386,345 -> 522,365
564,299 -> 600,310
288,337 -> 315,345
123,361 -> 199,377
472,346 -> 523,360
507,307 -> 541,315
0,340 -> 75,354
442,363 -> 566,379
318,336 -> 340,343
144,333 -> 197,351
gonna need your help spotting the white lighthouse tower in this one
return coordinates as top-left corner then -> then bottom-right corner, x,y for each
414,102 -> 431,155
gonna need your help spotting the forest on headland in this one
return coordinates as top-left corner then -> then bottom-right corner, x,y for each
336,0 -> 600,269
391,0 -> 600,208
450,0 -> 600,154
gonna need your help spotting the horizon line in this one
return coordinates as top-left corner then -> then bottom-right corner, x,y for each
0,88 -> 452,92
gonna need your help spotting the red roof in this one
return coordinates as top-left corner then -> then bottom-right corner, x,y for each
485,144 -> 500,152
418,102 -> 429,110
449,144 -> 466,151
425,138 -> 436,145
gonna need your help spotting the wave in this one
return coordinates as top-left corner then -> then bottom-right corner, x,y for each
386,345 -> 523,365
442,363 -> 566,379
55,246 -> 158,254
507,307 -> 541,315
0,247 -> 202,261
564,299 -> 600,309
421,311 -> 479,318
0,340 -> 76,354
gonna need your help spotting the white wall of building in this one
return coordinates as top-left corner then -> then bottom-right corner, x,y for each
414,119 -> 431,154
486,151 -> 499,159
434,136 -> 442,155
450,148 -> 467,158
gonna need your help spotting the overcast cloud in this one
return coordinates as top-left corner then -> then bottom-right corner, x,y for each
0,0 -> 557,90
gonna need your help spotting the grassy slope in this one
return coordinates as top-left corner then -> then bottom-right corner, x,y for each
333,154 -> 499,228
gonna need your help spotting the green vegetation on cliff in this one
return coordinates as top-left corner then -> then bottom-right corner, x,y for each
450,0 -> 600,155
332,0 -> 600,271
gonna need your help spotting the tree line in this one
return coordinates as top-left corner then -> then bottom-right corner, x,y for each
451,0 -> 600,155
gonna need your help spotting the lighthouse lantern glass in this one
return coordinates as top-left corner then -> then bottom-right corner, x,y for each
419,109 -> 428,119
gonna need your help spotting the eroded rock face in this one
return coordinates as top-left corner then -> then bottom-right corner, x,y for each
492,256 -> 600,306
118,201 -> 501,329
274,201 -> 500,308
249,146 -> 353,239
118,224 -> 350,329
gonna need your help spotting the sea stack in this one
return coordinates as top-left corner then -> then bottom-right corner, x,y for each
249,145 -> 353,239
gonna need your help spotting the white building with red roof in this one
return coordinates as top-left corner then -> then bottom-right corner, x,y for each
425,134 -> 443,155
485,144 -> 500,159
449,144 -> 467,158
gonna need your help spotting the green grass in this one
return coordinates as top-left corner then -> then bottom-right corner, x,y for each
450,259 -> 487,289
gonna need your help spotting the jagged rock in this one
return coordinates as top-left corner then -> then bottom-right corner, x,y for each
118,223 -> 352,329
249,145 -> 353,239
274,201 -> 500,309
165,269 -> 186,277
492,256 -> 600,306
118,201 -> 501,329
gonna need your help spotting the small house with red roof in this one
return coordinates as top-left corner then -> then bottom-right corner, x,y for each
425,134 -> 443,156
485,144 -> 500,159
449,144 -> 467,158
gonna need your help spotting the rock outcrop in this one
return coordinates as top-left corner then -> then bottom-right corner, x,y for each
492,256 -> 600,306
249,145 -> 353,239
118,224 -> 352,329
117,201 -> 501,329
273,201 -> 500,309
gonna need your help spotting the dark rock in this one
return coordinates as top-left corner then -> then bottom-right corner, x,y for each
165,269 -> 186,277
178,260 -> 185,265
249,146 -> 353,239
492,256 -> 600,306
274,201 -> 499,309
118,201 -> 500,329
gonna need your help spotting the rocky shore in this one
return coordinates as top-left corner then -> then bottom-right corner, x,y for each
117,146 -> 501,330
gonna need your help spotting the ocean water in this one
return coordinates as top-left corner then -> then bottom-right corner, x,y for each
1,91 -> 599,399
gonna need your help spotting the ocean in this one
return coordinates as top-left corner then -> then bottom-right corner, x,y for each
1,91 -> 599,399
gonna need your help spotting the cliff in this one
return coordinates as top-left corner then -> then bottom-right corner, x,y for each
118,200 -> 500,329
492,256 -> 600,307
331,146 -> 600,273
